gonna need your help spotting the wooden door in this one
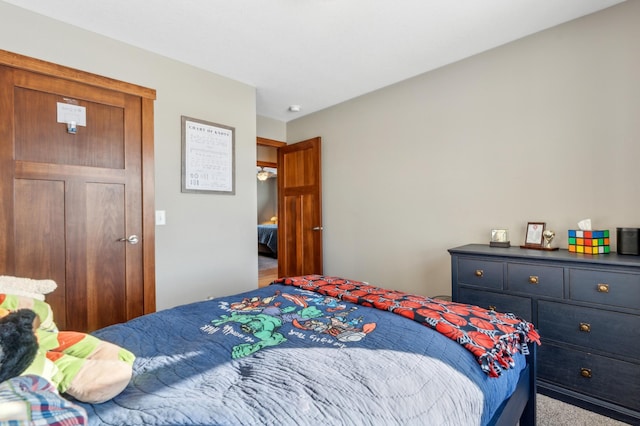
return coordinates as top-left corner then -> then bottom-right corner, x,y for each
0,51 -> 156,332
277,137 -> 323,276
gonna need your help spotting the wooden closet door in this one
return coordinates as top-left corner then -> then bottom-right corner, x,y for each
0,65 -> 145,332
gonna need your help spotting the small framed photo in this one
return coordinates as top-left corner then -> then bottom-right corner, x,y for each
490,228 -> 510,247
524,222 -> 545,247
491,229 -> 509,243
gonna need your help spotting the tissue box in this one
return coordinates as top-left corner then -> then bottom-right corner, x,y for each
568,230 -> 610,254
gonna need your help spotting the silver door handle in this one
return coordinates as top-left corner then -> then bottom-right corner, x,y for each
312,226 -> 323,231
118,235 -> 140,244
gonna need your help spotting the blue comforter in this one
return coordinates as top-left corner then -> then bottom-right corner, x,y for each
79,283 -> 526,425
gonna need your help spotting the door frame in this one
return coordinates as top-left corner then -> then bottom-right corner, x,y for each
256,137 -> 286,276
0,49 -> 157,314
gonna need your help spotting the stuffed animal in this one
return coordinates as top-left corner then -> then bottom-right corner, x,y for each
0,309 -> 39,383
34,327 -> 135,403
0,276 -> 135,404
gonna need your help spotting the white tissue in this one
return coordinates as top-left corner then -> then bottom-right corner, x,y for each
578,219 -> 592,231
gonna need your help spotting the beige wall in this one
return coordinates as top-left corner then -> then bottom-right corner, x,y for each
257,178 -> 277,224
287,1 -> 640,298
257,115 -> 287,142
0,2 -> 259,309
256,115 -> 284,228
3,1 -> 637,306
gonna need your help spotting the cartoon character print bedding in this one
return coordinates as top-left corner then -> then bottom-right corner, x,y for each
201,288 -> 377,359
79,276 -> 538,425
204,275 -> 538,377
273,275 -> 540,377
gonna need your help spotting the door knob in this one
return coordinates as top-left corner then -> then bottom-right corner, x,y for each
312,226 -> 323,231
118,235 -> 140,244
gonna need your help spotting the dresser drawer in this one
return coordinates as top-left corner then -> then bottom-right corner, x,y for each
457,258 -> 503,290
450,244 -> 640,421
537,301 -> 640,359
507,263 -> 563,298
539,343 -> 640,411
569,269 -> 640,310
457,287 -> 532,322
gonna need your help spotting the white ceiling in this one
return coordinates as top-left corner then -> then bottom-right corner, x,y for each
4,0 -> 625,122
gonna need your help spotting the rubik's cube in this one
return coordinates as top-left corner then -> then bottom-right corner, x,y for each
568,230 -> 610,254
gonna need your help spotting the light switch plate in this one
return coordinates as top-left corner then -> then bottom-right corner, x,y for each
155,210 -> 166,226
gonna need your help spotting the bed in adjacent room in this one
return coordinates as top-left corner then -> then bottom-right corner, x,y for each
257,223 -> 278,257
74,275 -> 539,426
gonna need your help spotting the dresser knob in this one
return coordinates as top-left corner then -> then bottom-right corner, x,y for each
579,323 -> 591,333
580,368 -> 592,379
475,270 -> 484,277
529,275 -> 539,284
597,283 -> 609,293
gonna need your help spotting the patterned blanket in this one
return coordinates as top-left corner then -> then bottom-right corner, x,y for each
80,281 -> 531,425
0,375 -> 87,425
274,275 -> 540,377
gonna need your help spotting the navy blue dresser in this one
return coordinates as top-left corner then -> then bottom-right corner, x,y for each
449,244 -> 640,424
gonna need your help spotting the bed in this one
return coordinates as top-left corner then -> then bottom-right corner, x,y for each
257,224 -> 278,257
77,275 -> 539,426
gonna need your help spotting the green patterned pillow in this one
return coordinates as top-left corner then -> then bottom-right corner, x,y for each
1,293 -> 135,403
0,293 -> 57,332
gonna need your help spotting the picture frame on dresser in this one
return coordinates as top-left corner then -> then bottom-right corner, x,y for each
523,222 -> 545,247
490,229 -> 511,248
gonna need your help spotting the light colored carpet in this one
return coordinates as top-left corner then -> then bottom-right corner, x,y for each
537,394 -> 631,425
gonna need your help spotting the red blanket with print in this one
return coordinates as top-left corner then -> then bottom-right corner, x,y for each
274,275 -> 540,378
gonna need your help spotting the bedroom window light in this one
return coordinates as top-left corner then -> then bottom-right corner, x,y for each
257,167 -> 269,181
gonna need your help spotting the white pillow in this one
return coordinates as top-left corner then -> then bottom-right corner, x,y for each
0,275 -> 57,301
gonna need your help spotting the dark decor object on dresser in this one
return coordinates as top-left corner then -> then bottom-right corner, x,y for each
617,227 -> 640,255
449,244 -> 640,425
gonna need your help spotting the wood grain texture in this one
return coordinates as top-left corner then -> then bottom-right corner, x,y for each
278,137 -> 322,276
0,51 -> 155,332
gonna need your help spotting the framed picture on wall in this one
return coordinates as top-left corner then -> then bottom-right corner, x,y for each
181,116 -> 235,195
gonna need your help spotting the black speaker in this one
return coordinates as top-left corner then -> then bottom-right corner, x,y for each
617,227 -> 640,255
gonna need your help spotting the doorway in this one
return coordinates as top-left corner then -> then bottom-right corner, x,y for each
257,137 -> 285,286
256,136 -> 323,285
